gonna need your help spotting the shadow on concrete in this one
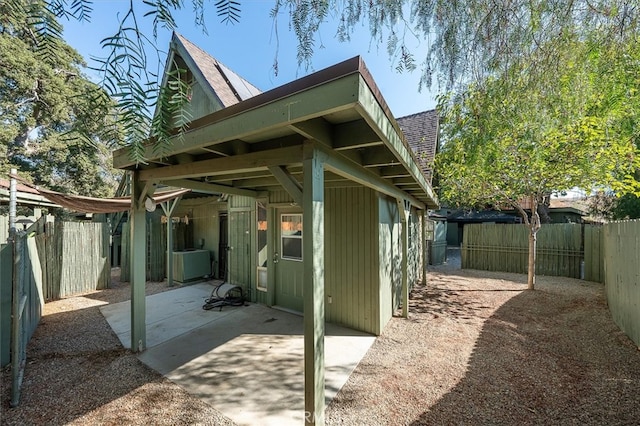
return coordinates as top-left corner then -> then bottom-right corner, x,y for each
99,285 -> 375,426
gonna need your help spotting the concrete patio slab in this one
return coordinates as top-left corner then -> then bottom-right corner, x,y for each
101,283 -> 376,425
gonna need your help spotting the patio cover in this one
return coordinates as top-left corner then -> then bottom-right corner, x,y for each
8,174 -> 189,214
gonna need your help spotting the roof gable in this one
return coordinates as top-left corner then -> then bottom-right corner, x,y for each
166,33 -> 261,112
397,110 -> 438,183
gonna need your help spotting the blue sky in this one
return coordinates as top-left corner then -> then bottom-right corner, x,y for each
62,1 -> 436,118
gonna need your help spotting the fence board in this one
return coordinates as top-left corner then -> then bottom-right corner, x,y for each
604,220 -> 640,347
584,226 -> 604,282
462,223 -> 583,278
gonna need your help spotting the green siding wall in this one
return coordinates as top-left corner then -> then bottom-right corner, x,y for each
187,80 -> 221,121
378,195 -> 400,332
269,190 -> 295,204
174,197 -> 225,278
325,187 -> 380,335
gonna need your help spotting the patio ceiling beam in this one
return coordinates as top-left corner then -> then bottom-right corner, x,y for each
231,171 -> 347,189
288,117 -> 333,148
114,74 -> 359,169
138,145 -> 303,182
316,143 -> 425,209
268,166 -> 303,206
333,119 -> 383,151
163,179 -> 258,198
212,169 -> 284,182
378,165 -> 411,178
361,146 -> 400,168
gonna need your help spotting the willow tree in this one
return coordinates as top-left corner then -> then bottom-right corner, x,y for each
436,37 -> 640,289
7,0 -> 639,163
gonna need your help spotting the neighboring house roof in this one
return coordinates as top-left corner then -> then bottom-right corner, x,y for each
505,197 -> 589,216
397,110 -> 438,184
447,209 -> 519,223
172,33 -> 261,108
0,178 -> 60,208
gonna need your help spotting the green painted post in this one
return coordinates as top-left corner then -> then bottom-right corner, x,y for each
397,200 -> 409,318
130,171 -> 146,352
303,146 -> 325,425
161,197 -> 181,287
422,210 -> 427,286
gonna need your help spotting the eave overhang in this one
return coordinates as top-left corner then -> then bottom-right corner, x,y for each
113,56 -> 439,209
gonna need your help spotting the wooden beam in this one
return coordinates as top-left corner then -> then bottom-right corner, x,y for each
130,171 -> 147,352
361,146 -> 400,168
163,178 -> 258,198
213,169 -> 281,182
139,145 -> 303,182
268,166 -> 303,206
289,117 -> 333,148
114,74 -> 359,169
379,165 -> 411,178
317,143 -> 425,209
396,199 -> 410,319
333,119 -> 383,150
303,146 -> 325,425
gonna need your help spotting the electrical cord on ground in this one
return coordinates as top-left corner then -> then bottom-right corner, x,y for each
203,282 -> 245,311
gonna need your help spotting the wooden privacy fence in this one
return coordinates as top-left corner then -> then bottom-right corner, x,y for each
38,221 -> 111,300
461,223 -> 603,280
603,220 -> 640,347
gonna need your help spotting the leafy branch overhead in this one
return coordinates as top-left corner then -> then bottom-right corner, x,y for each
9,0 -> 640,170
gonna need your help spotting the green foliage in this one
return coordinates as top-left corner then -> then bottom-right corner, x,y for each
436,36 -> 640,216
613,194 -> 640,220
0,0 -> 122,197
19,0 -> 640,171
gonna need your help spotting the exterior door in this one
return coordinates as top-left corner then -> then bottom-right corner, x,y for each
274,208 -> 304,312
218,212 -> 228,279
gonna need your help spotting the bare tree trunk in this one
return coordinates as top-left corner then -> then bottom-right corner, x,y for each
527,227 -> 537,290
527,195 -> 541,290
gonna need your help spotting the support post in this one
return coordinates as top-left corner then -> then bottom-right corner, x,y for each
160,196 -> 182,287
130,171 -> 147,352
303,146 -> 325,425
397,199 -> 409,318
421,210 -> 427,286
9,168 -> 17,237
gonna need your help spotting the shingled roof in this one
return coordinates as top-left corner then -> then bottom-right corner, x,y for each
173,33 -> 261,108
397,110 -> 438,184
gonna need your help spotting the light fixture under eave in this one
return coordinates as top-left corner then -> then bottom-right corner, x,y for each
145,196 -> 156,212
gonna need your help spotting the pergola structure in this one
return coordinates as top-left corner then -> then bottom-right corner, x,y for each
113,56 -> 438,425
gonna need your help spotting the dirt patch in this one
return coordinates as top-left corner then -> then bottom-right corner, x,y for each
2,267 -> 640,425
325,267 -> 640,425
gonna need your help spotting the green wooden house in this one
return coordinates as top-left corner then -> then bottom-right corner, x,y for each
114,33 -> 439,422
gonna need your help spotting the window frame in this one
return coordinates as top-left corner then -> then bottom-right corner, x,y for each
280,213 -> 303,262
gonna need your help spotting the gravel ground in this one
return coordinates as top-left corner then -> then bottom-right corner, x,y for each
3,264 -> 640,425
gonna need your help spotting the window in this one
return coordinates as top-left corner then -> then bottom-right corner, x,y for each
281,213 -> 302,261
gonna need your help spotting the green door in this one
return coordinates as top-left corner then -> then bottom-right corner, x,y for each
274,208 -> 304,312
